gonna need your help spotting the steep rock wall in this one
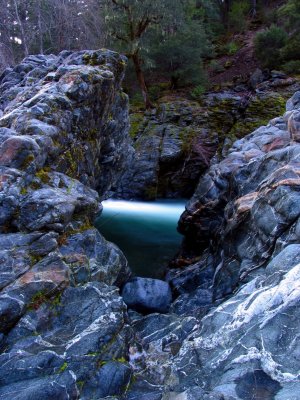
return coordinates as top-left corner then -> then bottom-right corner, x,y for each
0,51 -> 135,399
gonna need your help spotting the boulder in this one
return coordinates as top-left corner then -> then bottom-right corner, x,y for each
122,278 -> 172,313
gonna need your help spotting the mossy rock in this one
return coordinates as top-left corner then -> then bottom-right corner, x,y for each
36,167 -> 51,184
230,92 -> 286,138
129,113 -> 145,140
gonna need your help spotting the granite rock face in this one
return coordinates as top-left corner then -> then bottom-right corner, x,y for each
0,50 -> 134,399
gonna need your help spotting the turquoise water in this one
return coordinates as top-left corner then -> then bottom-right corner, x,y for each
95,200 -> 186,278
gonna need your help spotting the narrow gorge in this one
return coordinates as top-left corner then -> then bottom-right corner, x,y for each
0,50 -> 300,400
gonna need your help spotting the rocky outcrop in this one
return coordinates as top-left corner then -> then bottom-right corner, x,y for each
0,50 -> 134,398
122,91 -> 300,399
116,74 -> 299,200
2,50 -> 300,400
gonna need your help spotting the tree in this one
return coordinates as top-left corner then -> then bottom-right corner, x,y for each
0,0 -> 106,71
254,24 -> 288,69
104,0 -> 185,108
149,5 -> 212,89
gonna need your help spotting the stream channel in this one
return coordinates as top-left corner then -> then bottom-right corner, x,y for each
95,200 -> 186,278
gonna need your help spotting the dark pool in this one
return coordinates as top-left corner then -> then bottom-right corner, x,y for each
95,199 -> 186,278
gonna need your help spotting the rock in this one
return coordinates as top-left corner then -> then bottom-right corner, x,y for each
286,90 -> 300,111
122,278 -> 172,313
116,78 -> 299,200
59,228 -> 132,287
0,50 -> 133,399
288,110 -> 300,142
81,361 -> 132,399
126,313 -> 197,397
116,99 -> 220,200
249,68 -> 264,89
131,91 -> 299,397
170,288 -> 212,318
1,282 -> 133,399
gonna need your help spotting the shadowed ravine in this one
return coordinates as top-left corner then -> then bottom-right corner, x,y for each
95,200 -> 186,278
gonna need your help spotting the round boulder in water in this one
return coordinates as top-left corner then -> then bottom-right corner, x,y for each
122,277 -> 172,314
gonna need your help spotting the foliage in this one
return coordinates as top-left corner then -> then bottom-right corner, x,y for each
282,60 -> 300,74
0,0 -> 105,69
228,1 -> 250,33
149,18 -> 211,88
209,60 -> 225,73
2,0 -> 300,101
280,34 -> 300,62
254,25 -> 288,69
278,0 -> 300,34
225,41 -> 240,55
190,85 -> 206,100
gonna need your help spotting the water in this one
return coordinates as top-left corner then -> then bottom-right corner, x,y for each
95,200 -> 186,278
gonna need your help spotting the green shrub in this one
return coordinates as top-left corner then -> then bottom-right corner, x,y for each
228,1 -> 250,33
190,85 -> 206,100
209,60 -> 225,73
148,83 -> 170,101
130,92 -> 144,109
254,25 -> 288,69
225,41 -> 240,56
282,60 -> 300,74
280,34 -> 300,61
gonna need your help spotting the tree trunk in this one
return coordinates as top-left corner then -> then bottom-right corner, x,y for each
13,0 -> 29,57
220,0 -> 231,30
131,52 -> 152,109
251,0 -> 257,17
38,0 -> 44,54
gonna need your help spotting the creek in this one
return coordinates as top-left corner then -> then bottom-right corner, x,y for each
95,200 -> 186,278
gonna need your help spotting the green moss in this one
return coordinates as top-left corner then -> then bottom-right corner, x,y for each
76,380 -> 85,390
78,128 -> 97,141
115,357 -> 126,363
66,179 -> 75,194
20,187 -> 28,195
179,127 -> 197,154
22,154 -> 35,169
50,293 -> 62,307
30,254 -> 43,266
97,360 -> 107,368
82,52 -> 98,66
229,93 -> 286,138
87,352 -> 100,357
36,167 -> 51,184
62,146 -> 85,178
82,52 -> 106,67
129,113 -> 144,139
28,290 -> 48,310
59,362 -> 68,373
